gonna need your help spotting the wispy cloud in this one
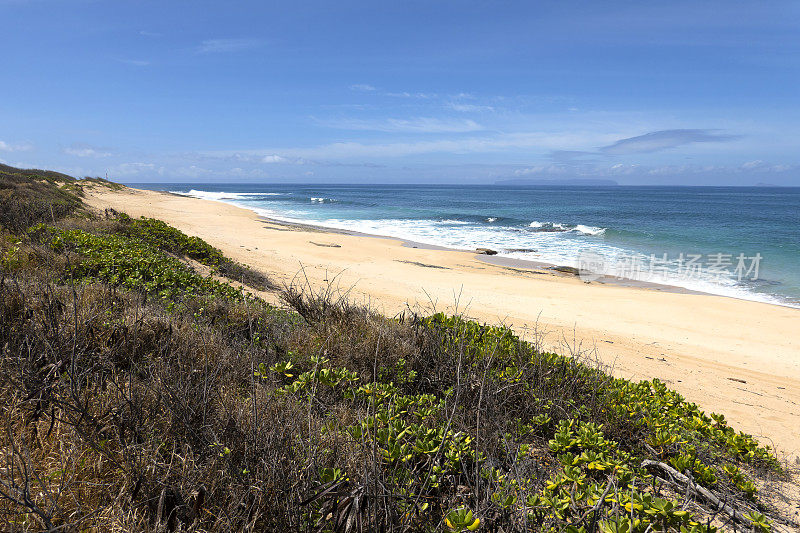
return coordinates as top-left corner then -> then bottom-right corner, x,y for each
0,140 -> 33,152
513,164 -> 572,176
173,165 -> 213,177
345,86 -> 501,112
209,152 -> 383,168
261,154 -> 289,163
349,84 -> 376,92
191,124 -> 772,176
508,158 -> 799,182
197,38 -> 261,54
261,155 -> 315,165
739,160 -> 794,172
118,59 -> 150,67
385,91 -> 437,99
446,102 -> 495,112
548,150 -> 596,162
115,162 -> 164,176
600,129 -> 739,154
139,30 -> 161,37
317,117 -> 484,133
207,131 -> 597,160
63,143 -> 112,158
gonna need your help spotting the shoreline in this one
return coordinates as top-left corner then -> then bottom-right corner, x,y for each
83,184 -> 800,460
164,188 -> 796,309
250,212 -> 707,298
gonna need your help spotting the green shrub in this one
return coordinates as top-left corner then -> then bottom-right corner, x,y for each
31,224 -> 244,302
118,215 -> 225,266
0,164 -> 82,231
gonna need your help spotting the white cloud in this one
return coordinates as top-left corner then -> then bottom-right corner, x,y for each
769,164 -> 792,172
318,117 -> 484,133
173,165 -> 213,177
63,143 -> 112,158
197,38 -> 261,53
261,154 -> 312,165
0,140 -> 33,152
115,162 -> 163,176
208,131 -> 603,160
600,129 -> 738,154
349,84 -> 376,92
738,160 -> 794,172
228,167 -> 269,178
385,91 -> 437,99
741,160 -> 764,169
446,103 -> 495,112
119,59 -> 150,66
513,165 -> 570,176
514,160 -> 798,181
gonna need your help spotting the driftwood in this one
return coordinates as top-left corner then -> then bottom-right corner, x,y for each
640,459 -> 753,528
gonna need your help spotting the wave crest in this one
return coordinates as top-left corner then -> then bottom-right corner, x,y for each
529,221 -> 605,236
178,190 -> 283,201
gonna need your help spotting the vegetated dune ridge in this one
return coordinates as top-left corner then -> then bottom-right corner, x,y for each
83,185 -> 800,462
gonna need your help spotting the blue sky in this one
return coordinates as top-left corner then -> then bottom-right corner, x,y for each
1,0 -> 799,185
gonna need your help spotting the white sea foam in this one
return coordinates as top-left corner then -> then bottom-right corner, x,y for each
165,189 -> 798,309
529,221 -> 569,230
528,221 -> 606,236
486,217 -> 497,223
573,224 -> 606,236
177,189 -> 283,201
309,217 -> 796,307
315,218 -> 612,267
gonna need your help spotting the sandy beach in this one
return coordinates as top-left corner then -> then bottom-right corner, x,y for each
84,185 -> 800,461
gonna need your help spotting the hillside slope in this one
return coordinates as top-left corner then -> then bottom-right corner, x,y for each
0,165 -> 796,532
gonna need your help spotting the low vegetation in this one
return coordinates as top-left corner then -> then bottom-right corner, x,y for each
0,164 -> 83,232
115,214 -> 274,290
0,165 -> 795,531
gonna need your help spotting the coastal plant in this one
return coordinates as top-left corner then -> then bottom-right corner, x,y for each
0,164 -> 83,231
117,214 -> 225,266
29,224 -> 245,302
444,507 -> 481,531
114,213 -> 275,289
0,242 -> 24,271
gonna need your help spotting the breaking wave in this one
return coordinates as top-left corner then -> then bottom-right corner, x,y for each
177,190 -> 283,201
529,221 -> 606,236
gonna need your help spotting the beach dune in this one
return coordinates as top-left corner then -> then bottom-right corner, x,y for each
85,185 -> 800,460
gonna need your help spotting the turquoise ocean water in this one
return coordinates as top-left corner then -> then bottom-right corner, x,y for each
134,183 -> 800,308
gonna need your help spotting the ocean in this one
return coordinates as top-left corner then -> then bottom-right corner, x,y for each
134,183 -> 800,308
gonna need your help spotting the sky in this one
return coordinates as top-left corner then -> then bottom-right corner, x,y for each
1,0 -> 799,185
